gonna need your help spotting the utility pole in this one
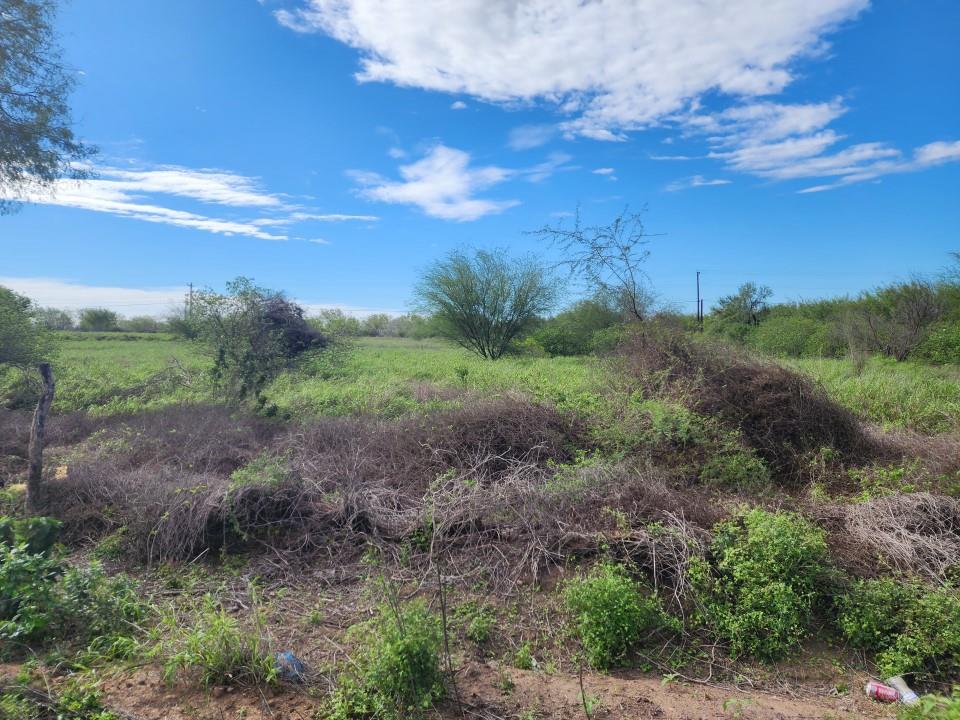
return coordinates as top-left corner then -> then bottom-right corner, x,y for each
696,271 -> 702,332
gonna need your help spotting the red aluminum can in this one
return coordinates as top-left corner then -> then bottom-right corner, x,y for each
865,681 -> 900,703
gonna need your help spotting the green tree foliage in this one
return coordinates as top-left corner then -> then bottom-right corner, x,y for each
843,279 -> 944,360
0,0 -> 96,213
533,297 -> 622,356
312,308 -> 362,337
361,313 -> 390,337
35,306 -> 73,330
415,248 -> 558,359
708,282 -> 773,342
78,307 -> 119,332
191,277 -> 329,404
0,285 -> 53,368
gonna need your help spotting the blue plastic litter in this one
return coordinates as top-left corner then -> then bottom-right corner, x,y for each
274,650 -> 306,683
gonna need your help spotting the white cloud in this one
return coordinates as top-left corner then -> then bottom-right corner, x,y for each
665,175 -> 732,192
592,167 -> 615,175
524,152 -> 574,183
450,100 -> 468,110
508,124 -> 557,150
682,100 -> 960,191
0,277 -> 187,317
276,0 -> 868,138
349,144 -> 519,221
9,164 -> 374,241
387,147 -> 406,159
0,276 -> 399,319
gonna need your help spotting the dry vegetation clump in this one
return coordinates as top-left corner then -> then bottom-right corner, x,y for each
619,325 -> 867,480
42,399 -> 725,589
813,492 -> 960,583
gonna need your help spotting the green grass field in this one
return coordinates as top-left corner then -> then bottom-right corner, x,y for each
791,355 -> 960,433
6,333 -> 960,435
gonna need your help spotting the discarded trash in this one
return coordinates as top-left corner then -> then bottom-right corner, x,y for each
274,650 -> 306,683
887,675 -> 919,705
865,680 -> 899,703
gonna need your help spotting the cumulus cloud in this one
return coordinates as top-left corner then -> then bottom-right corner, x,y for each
349,144 -> 519,221
10,165 -> 375,240
276,0 -> 868,138
450,100 -> 468,110
665,175 -> 732,192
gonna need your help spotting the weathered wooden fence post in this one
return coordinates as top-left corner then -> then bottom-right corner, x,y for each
27,362 -> 55,514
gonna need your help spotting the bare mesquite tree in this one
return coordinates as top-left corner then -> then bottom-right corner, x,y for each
1,0 -> 95,213
533,208 -> 655,322
843,278 -> 943,361
415,249 -> 558,359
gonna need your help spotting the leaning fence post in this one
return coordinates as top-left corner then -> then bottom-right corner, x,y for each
27,362 -> 55,515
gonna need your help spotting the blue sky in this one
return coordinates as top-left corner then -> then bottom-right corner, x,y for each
2,0 -> 959,317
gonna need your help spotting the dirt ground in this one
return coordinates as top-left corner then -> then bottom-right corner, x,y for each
82,659 -> 899,720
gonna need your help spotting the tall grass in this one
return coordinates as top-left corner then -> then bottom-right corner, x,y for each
790,356 -> 960,433
264,337 -> 607,418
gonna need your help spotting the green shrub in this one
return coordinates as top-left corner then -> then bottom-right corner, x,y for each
694,509 -> 829,660
838,578 -> 921,652
328,600 -> 444,720
0,544 -> 61,641
877,587 -> 960,680
0,541 -> 144,651
159,594 -> 277,687
749,316 -> 842,358
699,451 -> 770,490
898,690 -> 960,719
513,642 -> 534,670
564,561 -> 676,670
914,322 -> 960,364
0,515 -> 62,555
229,451 -> 292,488
455,601 -> 495,644
0,677 -> 119,720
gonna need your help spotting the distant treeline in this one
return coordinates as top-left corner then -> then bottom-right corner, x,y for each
32,256 -> 960,365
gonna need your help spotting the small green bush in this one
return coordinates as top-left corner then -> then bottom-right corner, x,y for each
898,689 -> 960,719
877,587 -> 960,680
229,451 -> 292,488
328,600 -> 444,720
694,509 -> 829,660
699,451 -> 770,490
159,594 -> 277,687
0,536 -> 144,651
913,322 -> 960,364
455,601 -> 495,644
0,515 -> 62,555
564,561 -> 676,670
837,577 -> 921,652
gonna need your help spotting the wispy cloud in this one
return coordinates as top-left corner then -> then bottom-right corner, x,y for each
524,152 -> 575,183
508,124 -> 557,151
10,164 -> 375,241
592,167 -> 615,175
665,175 -> 732,192
678,100 -> 960,191
349,144 -> 519,221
